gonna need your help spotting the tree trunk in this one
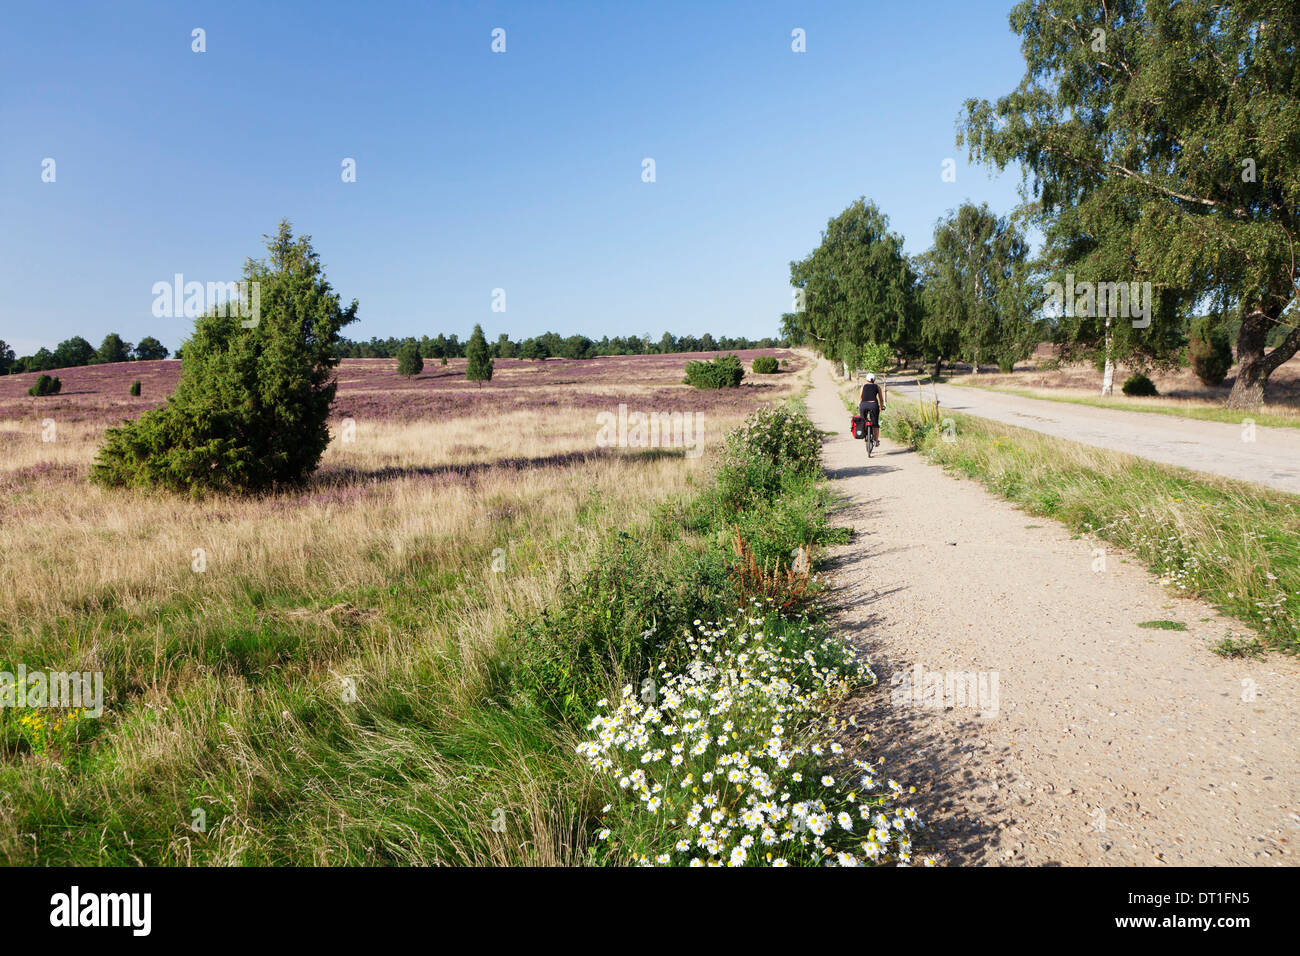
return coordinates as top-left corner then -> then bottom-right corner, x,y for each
1100,316 -> 1114,396
1227,300 -> 1296,409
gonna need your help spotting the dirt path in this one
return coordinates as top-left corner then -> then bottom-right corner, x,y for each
883,375 -> 1300,495
813,359 -> 1300,865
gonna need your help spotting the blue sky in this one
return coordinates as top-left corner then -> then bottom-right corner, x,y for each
0,0 -> 1031,355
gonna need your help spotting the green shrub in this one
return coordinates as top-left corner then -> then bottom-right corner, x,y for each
90,221 -> 358,494
725,403 -> 822,475
1187,317 -> 1233,386
1121,373 -> 1158,396
509,522 -> 730,721
752,355 -> 779,374
466,324 -> 493,386
684,353 -> 744,388
27,374 -> 61,397
129,380 -> 141,397
856,342 -> 893,375
397,342 -> 423,379
1039,357 -> 1062,371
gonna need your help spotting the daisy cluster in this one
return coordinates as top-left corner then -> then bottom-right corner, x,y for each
577,604 -> 931,866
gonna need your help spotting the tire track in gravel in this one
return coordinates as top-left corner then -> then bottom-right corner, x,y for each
811,358 -> 1300,866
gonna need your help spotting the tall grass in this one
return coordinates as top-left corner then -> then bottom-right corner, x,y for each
1,358 -> 827,864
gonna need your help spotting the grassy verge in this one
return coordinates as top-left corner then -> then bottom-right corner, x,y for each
951,381 -> 1300,430
871,393 -> 1298,655
563,402 -> 927,866
1,392 -> 923,865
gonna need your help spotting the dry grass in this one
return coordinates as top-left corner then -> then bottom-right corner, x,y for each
0,353 -> 813,865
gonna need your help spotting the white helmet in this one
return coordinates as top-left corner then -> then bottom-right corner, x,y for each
866,373 -> 876,382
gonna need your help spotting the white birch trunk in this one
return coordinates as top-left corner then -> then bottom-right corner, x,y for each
1100,315 -> 1115,396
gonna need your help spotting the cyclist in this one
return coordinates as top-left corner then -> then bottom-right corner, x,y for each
858,373 -> 886,448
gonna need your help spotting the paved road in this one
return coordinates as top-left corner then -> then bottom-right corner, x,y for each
815,360 -> 1299,866
880,375 -> 1300,495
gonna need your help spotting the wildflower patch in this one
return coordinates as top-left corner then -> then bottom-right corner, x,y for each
577,606 -> 930,866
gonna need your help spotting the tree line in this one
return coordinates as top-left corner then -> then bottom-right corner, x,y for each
785,0 -> 1298,407
339,330 -> 786,361
1,334 -> 169,374
4,329 -> 785,377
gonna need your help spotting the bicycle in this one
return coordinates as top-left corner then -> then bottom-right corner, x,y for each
850,407 -> 881,457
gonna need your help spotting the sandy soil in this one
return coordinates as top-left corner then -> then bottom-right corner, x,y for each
811,358 -> 1300,866
888,375 -> 1300,495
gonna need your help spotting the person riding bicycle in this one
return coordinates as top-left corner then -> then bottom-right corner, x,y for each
858,373 -> 886,446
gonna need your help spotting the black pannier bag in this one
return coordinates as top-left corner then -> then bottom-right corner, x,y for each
850,416 -> 866,439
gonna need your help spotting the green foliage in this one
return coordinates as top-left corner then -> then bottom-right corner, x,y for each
726,403 -> 822,475
1137,619 -> 1187,631
133,336 -> 169,361
683,353 -> 744,389
507,405 -> 836,723
397,341 -> 423,379
90,220 -> 358,494
752,355 -> 779,374
53,336 -> 96,369
856,341 -> 894,374
788,198 -> 921,362
129,380 -> 141,397
1188,317 -> 1234,386
96,333 -> 132,365
27,374 -> 62,397
507,526 -> 730,721
918,202 -> 1040,373
960,0 -> 1300,405
465,324 -> 493,387
1122,373 -> 1158,397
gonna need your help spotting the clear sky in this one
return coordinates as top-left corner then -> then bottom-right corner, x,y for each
0,0 -> 1031,355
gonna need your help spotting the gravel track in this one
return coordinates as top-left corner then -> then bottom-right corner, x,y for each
813,358 -> 1300,866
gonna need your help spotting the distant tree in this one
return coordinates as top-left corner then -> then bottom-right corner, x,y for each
54,336 -> 96,369
96,333 -> 133,365
494,333 -> 518,358
465,324 -> 493,387
919,203 -> 1040,376
789,197 -> 921,367
130,380 -> 142,397
397,340 -> 423,378
91,220 -> 358,493
24,348 -> 57,372
134,336 -> 169,360
559,334 -> 597,359
0,339 -> 14,374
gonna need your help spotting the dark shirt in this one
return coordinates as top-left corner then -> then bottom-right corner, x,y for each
859,383 -> 882,405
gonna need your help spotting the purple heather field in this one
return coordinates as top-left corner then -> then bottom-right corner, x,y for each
0,349 -> 803,430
